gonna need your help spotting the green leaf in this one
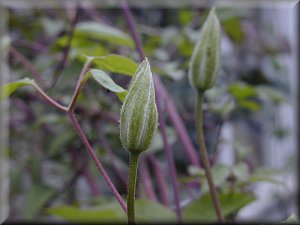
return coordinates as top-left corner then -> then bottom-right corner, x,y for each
135,199 -> 177,223
116,90 -> 128,102
0,78 -> 35,101
92,54 -> 138,76
24,184 -> 56,220
183,191 -> 255,222
228,82 -> 257,100
90,69 -> 127,102
178,10 -> 194,25
47,199 -> 176,223
74,22 -> 134,48
52,35 -> 107,60
239,100 -> 261,111
222,17 -> 244,43
47,203 -> 126,223
90,69 -> 126,93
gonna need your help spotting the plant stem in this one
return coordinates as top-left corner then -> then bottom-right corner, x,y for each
68,111 -> 127,213
68,57 -> 93,112
127,152 -> 140,224
33,84 -> 68,112
9,46 -> 44,85
195,93 -> 224,223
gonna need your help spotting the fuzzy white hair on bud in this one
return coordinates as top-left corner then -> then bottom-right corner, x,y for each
120,58 -> 158,154
189,7 -> 221,93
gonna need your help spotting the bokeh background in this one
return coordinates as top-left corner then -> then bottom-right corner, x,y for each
0,0 -> 298,223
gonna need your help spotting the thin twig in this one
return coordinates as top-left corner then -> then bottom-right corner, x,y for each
33,83 -> 68,112
68,57 -> 93,112
68,111 -> 127,213
9,46 -> 44,85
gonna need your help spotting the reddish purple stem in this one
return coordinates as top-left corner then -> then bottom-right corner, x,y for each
68,112 -> 127,212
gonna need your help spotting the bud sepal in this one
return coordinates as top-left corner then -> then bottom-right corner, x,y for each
120,58 -> 158,154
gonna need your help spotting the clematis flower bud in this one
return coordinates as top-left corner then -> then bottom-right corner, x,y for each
189,7 -> 221,93
120,58 -> 158,154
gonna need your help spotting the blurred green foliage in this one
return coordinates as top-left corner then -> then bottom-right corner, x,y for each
4,5 -> 294,223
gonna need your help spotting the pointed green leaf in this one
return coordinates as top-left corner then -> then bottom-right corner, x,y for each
183,191 -> 255,222
90,69 -> 127,102
92,54 -> 138,76
75,22 -> 134,48
116,90 -> 128,102
46,203 -> 126,223
0,78 -> 35,101
90,69 -> 126,93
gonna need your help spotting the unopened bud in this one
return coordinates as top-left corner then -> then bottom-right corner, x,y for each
189,7 -> 221,93
120,58 -> 158,154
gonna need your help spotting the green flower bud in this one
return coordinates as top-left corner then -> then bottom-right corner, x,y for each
120,58 -> 158,154
189,7 -> 221,93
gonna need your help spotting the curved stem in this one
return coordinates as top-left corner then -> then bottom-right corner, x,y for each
195,93 -> 224,223
33,84 -> 68,112
127,152 -> 140,224
68,57 -> 93,112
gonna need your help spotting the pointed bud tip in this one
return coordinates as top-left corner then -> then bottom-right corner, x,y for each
211,6 -> 216,14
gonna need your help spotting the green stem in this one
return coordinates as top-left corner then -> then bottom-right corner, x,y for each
127,152 -> 140,224
195,93 -> 224,223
